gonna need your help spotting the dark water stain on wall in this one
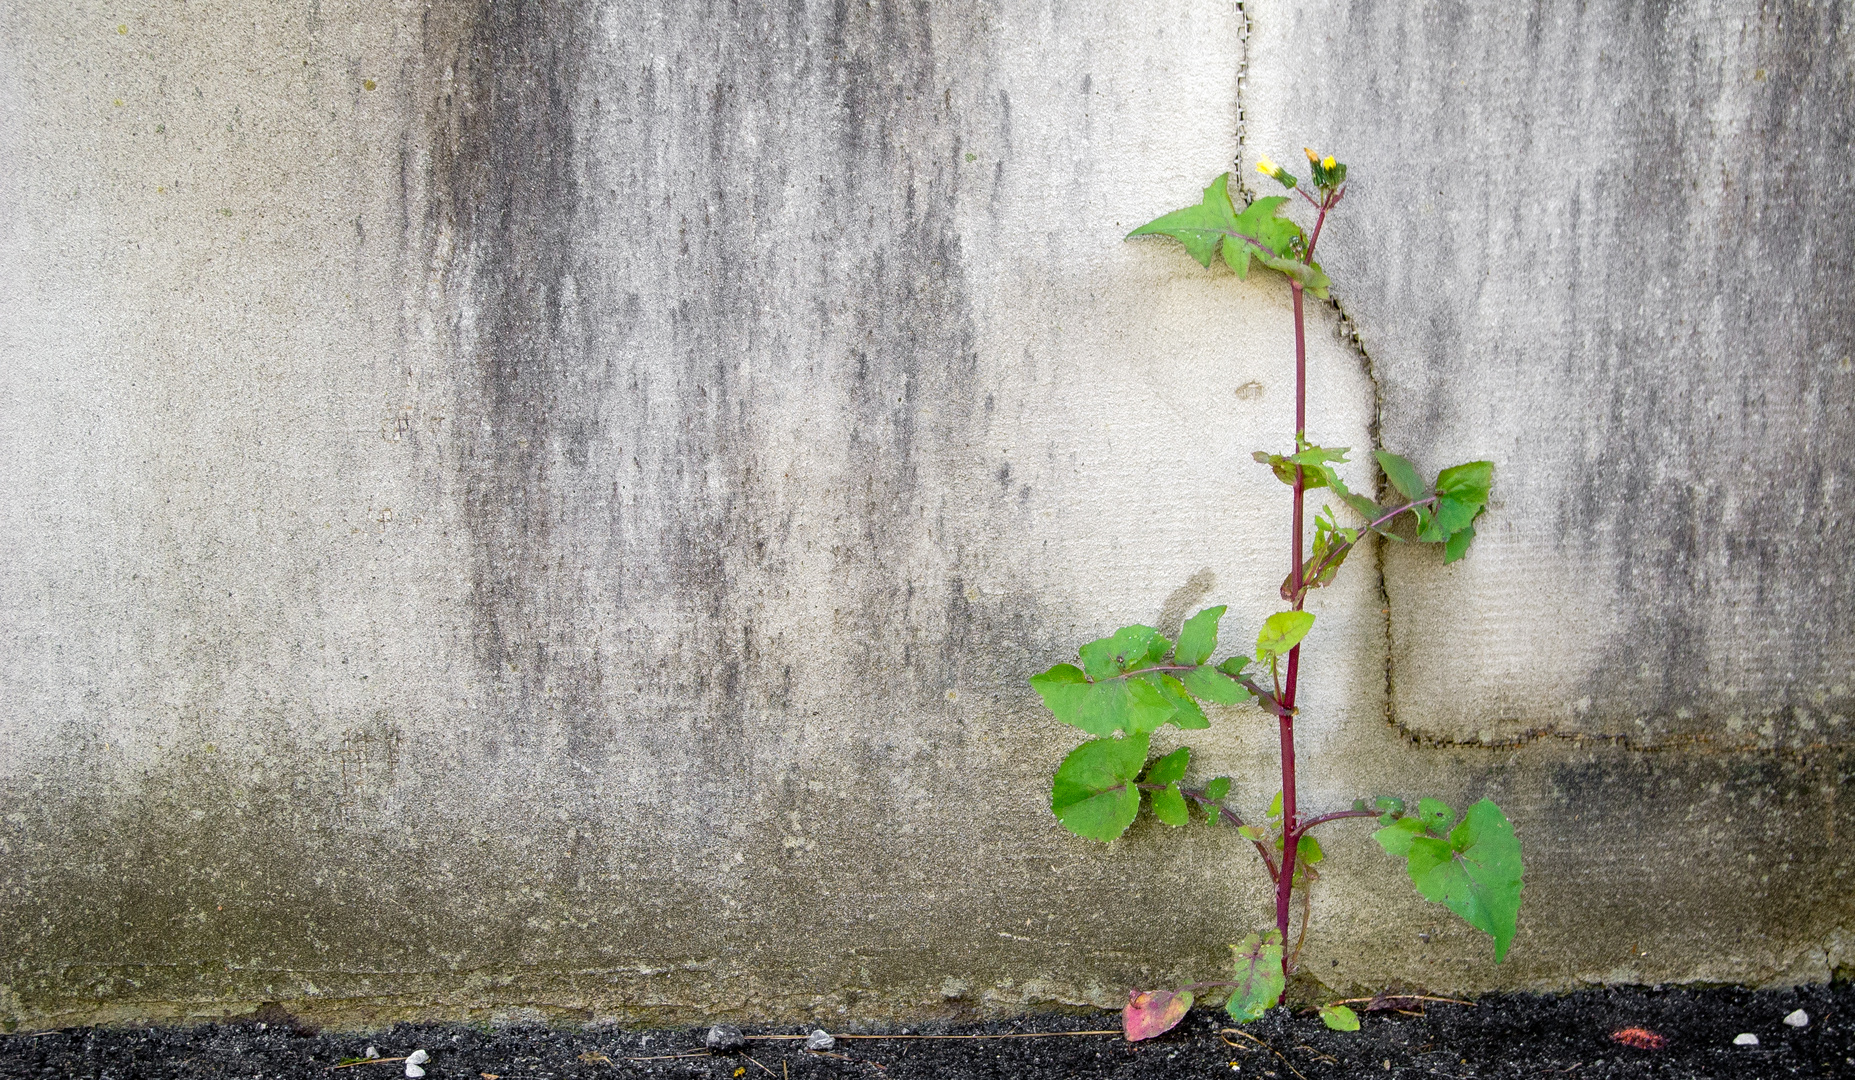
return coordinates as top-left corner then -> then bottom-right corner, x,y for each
414,0 -> 1068,973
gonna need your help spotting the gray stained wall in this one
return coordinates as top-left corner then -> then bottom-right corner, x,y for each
0,0 -> 1849,1028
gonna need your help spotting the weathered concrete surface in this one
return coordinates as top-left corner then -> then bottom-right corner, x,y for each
1,0 -> 1850,1031
1242,0 -> 1855,747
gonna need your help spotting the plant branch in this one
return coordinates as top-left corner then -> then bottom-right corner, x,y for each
1136,783 -> 1280,880
1285,495 -> 1440,605
1292,809 -> 1380,836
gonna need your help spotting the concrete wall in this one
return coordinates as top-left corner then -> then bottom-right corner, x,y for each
1,0 -> 1848,1029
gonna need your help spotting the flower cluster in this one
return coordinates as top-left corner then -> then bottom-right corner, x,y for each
1255,147 -> 1348,194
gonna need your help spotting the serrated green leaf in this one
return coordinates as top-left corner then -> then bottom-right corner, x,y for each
1029,663 -> 1091,726
1254,450 -> 1327,490
1216,655 -> 1252,678
1443,523 -> 1476,564
1175,606 -> 1225,666
1143,746 -> 1191,785
1404,799 -> 1524,962
1151,673 -> 1210,729
1077,625 -> 1167,680
1375,451 -> 1425,501
1128,174 -> 1240,267
1372,816 -> 1426,857
1336,488 -> 1382,521
1050,733 -> 1149,843
1297,834 -> 1324,865
1181,664 -> 1250,705
1226,931 -> 1286,1022
1256,611 -> 1315,659
1435,460 -> 1493,507
1128,176 -> 1301,278
1318,1003 -> 1360,1031
1288,443 -> 1351,469
1092,678 -> 1175,737
1204,777 -> 1231,802
1434,495 -> 1479,535
1260,254 -> 1331,297
1150,784 -> 1189,827
1268,790 -> 1283,820
1047,678 -> 1176,738
1416,798 -> 1453,831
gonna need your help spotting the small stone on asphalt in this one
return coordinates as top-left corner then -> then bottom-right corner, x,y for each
805,1029 -> 835,1051
1733,1033 -> 1759,1046
1783,1009 -> 1809,1027
706,1025 -> 746,1051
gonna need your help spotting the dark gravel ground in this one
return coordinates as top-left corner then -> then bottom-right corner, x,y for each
3,983 -> 1850,1080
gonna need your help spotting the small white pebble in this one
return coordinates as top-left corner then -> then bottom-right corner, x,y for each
407,1051 -> 430,1065
364,1047 -> 379,1060
1784,1009 -> 1809,1028
404,1067 -> 424,1079
1734,1033 -> 1759,1046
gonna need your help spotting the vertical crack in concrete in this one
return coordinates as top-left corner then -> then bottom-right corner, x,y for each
1231,0 -> 1400,737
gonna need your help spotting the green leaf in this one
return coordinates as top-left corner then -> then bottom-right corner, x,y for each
1143,746 -> 1191,785
1150,784 -> 1189,827
1030,663 -> 1091,726
1435,460 -> 1493,507
1267,790 -> 1283,820
1375,451 -> 1425,501
1374,795 -> 1405,825
1203,777 -> 1231,802
1175,606 -> 1226,666
1127,174 -> 1238,267
1255,442 -> 1349,489
1078,625 -> 1168,680
1433,495 -> 1479,535
1416,798 -> 1453,831
1050,733 -> 1149,843
1443,523 -> 1476,564
1181,664 -> 1250,705
1225,931 -> 1286,1022
1127,175 -> 1302,277
1053,677 -> 1174,738
1237,824 -> 1269,842
1318,1003 -> 1361,1032
1372,816 -> 1426,857
1403,799 -> 1524,962
1150,673 -> 1210,729
1256,611 -> 1315,659
1259,253 -> 1332,298
1297,834 -> 1324,865
1216,655 -> 1252,678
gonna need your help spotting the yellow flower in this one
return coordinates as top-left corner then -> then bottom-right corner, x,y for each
1256,155 -> 1278,176
1322,156 -> 1337,169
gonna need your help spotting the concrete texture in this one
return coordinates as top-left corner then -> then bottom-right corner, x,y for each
0,0 -> 1850,1030
1241,0 -> 1855,747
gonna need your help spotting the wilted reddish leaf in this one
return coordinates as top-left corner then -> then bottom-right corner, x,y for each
1123,987 -> 1194,1042
1611,1027 -> 1666,1050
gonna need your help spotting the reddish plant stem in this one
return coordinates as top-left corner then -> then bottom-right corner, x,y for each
1273,186 -> 1338,952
